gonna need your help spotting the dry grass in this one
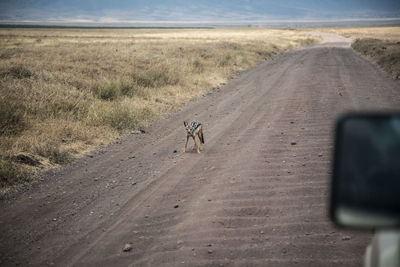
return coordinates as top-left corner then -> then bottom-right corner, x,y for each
311,27 -> 400,79
0,28 -> 318,191
352,38 -> 400,79
310,26 -> 400,41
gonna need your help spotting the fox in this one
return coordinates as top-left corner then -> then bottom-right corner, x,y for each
183,120 -> 204,154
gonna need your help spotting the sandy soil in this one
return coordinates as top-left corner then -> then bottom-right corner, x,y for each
1,33 -> 399,266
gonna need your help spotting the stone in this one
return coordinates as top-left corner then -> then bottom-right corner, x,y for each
123,243 -> 133,252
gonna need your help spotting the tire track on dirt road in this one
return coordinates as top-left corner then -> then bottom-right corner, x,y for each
1,33 -> 399,266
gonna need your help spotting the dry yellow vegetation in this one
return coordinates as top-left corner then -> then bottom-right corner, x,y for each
311,26 -> 400,41
0,28 -> 318,190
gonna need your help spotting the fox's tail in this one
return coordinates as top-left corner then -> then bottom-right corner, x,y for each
199,128 -> 205,144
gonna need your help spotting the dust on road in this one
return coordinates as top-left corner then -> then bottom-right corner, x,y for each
1,33 -> 399,266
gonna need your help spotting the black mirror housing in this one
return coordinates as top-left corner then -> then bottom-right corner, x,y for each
330,113 -> 400,229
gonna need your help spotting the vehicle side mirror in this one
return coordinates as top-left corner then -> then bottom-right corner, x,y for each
330,113 -> 400,229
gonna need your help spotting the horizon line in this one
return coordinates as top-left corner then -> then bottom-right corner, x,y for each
1,17 -> 400,25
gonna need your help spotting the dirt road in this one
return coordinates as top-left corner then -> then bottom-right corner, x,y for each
1,33 -> 400,266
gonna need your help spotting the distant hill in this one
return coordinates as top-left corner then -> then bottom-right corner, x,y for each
1,0 -> 399,24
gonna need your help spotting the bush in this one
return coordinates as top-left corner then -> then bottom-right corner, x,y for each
106,104 -> 135,131
352,38 -> 400,79
0,102 -> 27,135
352,38 -> 381,56
43,99 -> 88,120
192,59 -> 205,73
219,54 -> 233,67
120,81 -> 135,96
112,105 -> 153,131
94,102 -> 156,132
119,81 -> 150,99
35,143 -> 72,164
132,72 -> 155,88
0,158 -> 30,188
132,65 -> 181,88
7,65 -> 33,79
94,82 -> 121,101
94,80 -> 151,100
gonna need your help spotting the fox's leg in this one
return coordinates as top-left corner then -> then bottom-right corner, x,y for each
193,136 -> 200,154
183,135 -> 189,153
197,133 -> 203,151
192,133 -> 197,150
198,127 -> 204,147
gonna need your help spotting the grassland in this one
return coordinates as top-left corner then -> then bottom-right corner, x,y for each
313,27 -> 400,79
0,28 -> 318,191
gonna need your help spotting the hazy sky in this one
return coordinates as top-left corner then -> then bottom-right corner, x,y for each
1,0 -> 399,24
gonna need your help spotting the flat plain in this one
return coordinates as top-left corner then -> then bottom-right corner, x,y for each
0,28 -> 318,191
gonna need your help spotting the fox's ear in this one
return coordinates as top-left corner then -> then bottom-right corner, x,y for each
184,121 -> 188,126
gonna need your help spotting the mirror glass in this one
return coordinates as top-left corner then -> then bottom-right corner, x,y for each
331,114 -> 400,228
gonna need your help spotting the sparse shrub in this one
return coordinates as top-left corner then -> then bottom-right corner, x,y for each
120,81 -> 135,96
156,68 -> 180,86
107,104 -> 136,131
119,81 -> 150,99
192,59 -> 205,73
132,65 -> 181,88
218,42 -> 241,50
0,51 -> 12,59
132,87 -> 151,99
94,82 -> 121,101
92,101 -> 156,132
0,158 -> 30,188
35,143 -> 72,164
219,54 -> 233,67
7,65 -> 32,79
132,73 -> 155,88
109,104 -> 155,131
352,38 -> 400,79
135,106 -> 157,127
46,100 -> 79,118
0,102 -> 27,135
12,153 -> 41,166
378,52 -> 400,66
299,38 -> 317,46
94,80 -> 152,100
352,38 -> 378,56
